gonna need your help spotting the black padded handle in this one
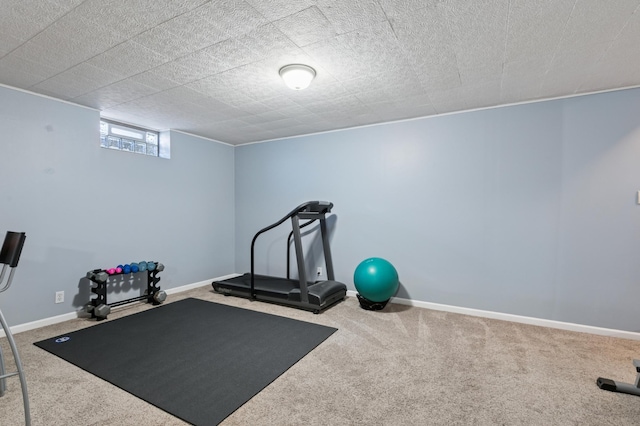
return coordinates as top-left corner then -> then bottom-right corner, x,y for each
0,231 -> 26,268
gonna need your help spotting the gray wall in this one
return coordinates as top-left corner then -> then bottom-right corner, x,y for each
3,83 -> 640,333
235,88 -> 640,332
0,86 -> 235,326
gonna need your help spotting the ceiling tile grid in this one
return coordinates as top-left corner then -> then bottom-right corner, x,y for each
1,0 -> 640,145
273,6 -> 337,47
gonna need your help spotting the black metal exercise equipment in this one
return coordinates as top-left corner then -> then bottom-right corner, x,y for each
212,201 -> 347,313
597,359 -> 640,397
0,231 -> 31,425
85,262 -> 166,320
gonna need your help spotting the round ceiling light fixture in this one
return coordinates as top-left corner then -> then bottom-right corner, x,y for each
279,64 -> 316,90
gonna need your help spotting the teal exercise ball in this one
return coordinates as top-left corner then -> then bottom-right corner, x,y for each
353,257 -> 399,303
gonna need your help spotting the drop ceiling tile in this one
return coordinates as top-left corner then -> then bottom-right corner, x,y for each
241,110 -> 288,125
378,0 -> 438,18
128,70 -> 182,91
0,0 -> 70,42
258,95 -> 302,111
500,80 -> 543,105
29,87 -> 73,101
499,57 -> 549,103
0,54 -> 52,88
503,56 -> 553,78
178,49 -> 229,76
462,79 -> 503,110
188,108 -> 234,124
239,24 -> 303,60
221,133 -> 260,144
189,95 -> 235,112
165,102 -> 215,120
32,66 -> 116,99
580,36 -> 640,92
151,57 -> 218,86
560,0 -> 640,48
169,0 -> 268,42
546,41 -> 610,75
304,21 -> 407,82
241,84 -> 282,103
186,76 -> 257,107
192,65 -> 281,101
273,6 -> 336,47
237,101 -> 273,116
200,37 -> 261,70
391,5 -> 458,72
539,69 -> 594,98
242,129 -> 282,142
416,66 -> 462,92
69,93 -> 110,110
87,41 -> 170,80
255,46 -> 320,70
398,93 -> 434,109
581,67 -> 640,93
442,0 -> 509,69
75,0 -> 210,39
0,31 -> 23,57
504,0 -> 575,63
43,8 -> 127,54
218,118 -> 260,132
72,78 -> 159,109
458,63 -> 504,86
428,86 -> 469,114
370,100 -> 436,122
258,117 -> 304,131
133,24 -> 202,61
156,22 -> 227,56
338,71 -> 402,95
271,123 -> 319,137
302,37 -> 359,78
317,0 -> 387,34
267,126 -> 309,140
244,0 -> 317,21
152,86 -> 210,106
50,0 -> 86,8
70,62 -> 123,88
215,107 -> 254,120
354,86 -> 405,105
618,6 -> 640,38
309,94 -> 367,114
356,82 -> 429,106
290,76 -> 347,102
339,20 -> 406,65
12,34 -> 96,77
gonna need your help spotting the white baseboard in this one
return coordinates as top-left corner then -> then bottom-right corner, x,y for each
2,311 -> 79,338
4,280 -> 638,341
164,273 -> 241,295
1,274 -> 239,338
346,290 -> 640,341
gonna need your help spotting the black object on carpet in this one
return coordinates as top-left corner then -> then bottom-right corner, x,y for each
34,297 -> 337,425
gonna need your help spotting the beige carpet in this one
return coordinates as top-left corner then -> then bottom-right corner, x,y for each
2,286 -> 640,425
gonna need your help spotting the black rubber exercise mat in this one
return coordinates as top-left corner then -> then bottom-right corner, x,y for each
34,297 -> 337,425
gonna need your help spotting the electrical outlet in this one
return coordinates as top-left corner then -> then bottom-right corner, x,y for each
55,291 -> 64,304
317,267 -> 323,276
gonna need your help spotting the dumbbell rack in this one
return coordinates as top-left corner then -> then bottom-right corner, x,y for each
86,263 -> 165,320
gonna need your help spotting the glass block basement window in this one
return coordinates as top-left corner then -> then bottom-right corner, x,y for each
100,119 -> 159,156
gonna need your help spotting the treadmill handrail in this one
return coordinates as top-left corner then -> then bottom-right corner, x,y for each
250,201 -> 333,297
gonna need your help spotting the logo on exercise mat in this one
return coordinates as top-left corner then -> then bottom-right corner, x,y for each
55,336 -> 70,343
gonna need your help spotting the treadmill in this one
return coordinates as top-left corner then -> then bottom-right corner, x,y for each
212,201 -> 347,313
